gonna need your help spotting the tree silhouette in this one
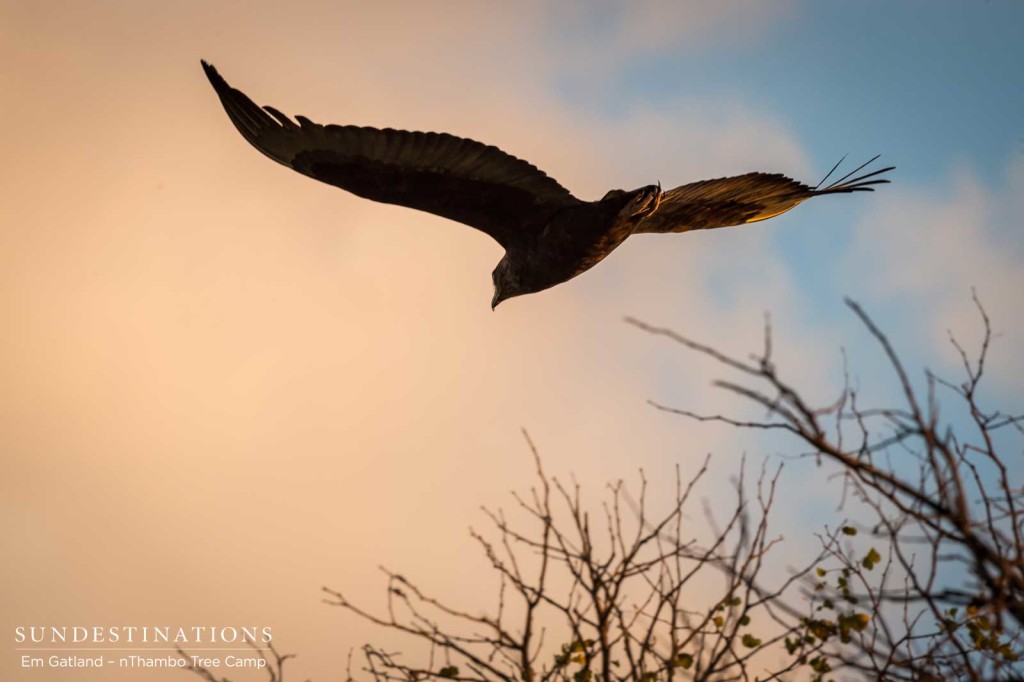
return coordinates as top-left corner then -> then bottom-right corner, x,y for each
181,297 -> 1022,681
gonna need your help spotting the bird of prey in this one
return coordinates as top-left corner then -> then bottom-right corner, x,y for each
202,61 -> 892,309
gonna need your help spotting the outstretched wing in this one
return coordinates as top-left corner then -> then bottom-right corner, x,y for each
202,61 -> 580,247
634,158 -> 893,234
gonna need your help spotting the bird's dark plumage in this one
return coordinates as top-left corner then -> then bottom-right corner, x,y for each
202,61 -> 893,308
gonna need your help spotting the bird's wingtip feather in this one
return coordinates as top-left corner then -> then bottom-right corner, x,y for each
813,155 -> 894,195
200,60 -> 228,90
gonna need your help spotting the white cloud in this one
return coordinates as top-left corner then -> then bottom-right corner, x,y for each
843,159 -> 1024,392
547,0 -> 796,71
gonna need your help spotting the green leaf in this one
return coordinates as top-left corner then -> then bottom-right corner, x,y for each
862,548 -> 881,571
741,633 -> 762,648
438,665 -> 459,679
841,526 -> 857,536
675,653 -> 694,670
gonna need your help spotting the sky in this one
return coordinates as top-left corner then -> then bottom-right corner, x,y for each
1,1 -> 1022,680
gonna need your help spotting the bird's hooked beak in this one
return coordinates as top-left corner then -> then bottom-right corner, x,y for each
491,288 -> 500,311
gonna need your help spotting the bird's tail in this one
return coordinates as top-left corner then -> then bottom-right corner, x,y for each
812,154 -> 894,195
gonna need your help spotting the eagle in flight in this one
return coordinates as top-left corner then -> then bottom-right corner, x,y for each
202,61 -> 892,309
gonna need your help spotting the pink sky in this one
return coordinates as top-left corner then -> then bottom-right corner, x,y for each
4,2 -> 1019,680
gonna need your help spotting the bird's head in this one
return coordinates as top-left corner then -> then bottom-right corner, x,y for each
491,257 -> 525,310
